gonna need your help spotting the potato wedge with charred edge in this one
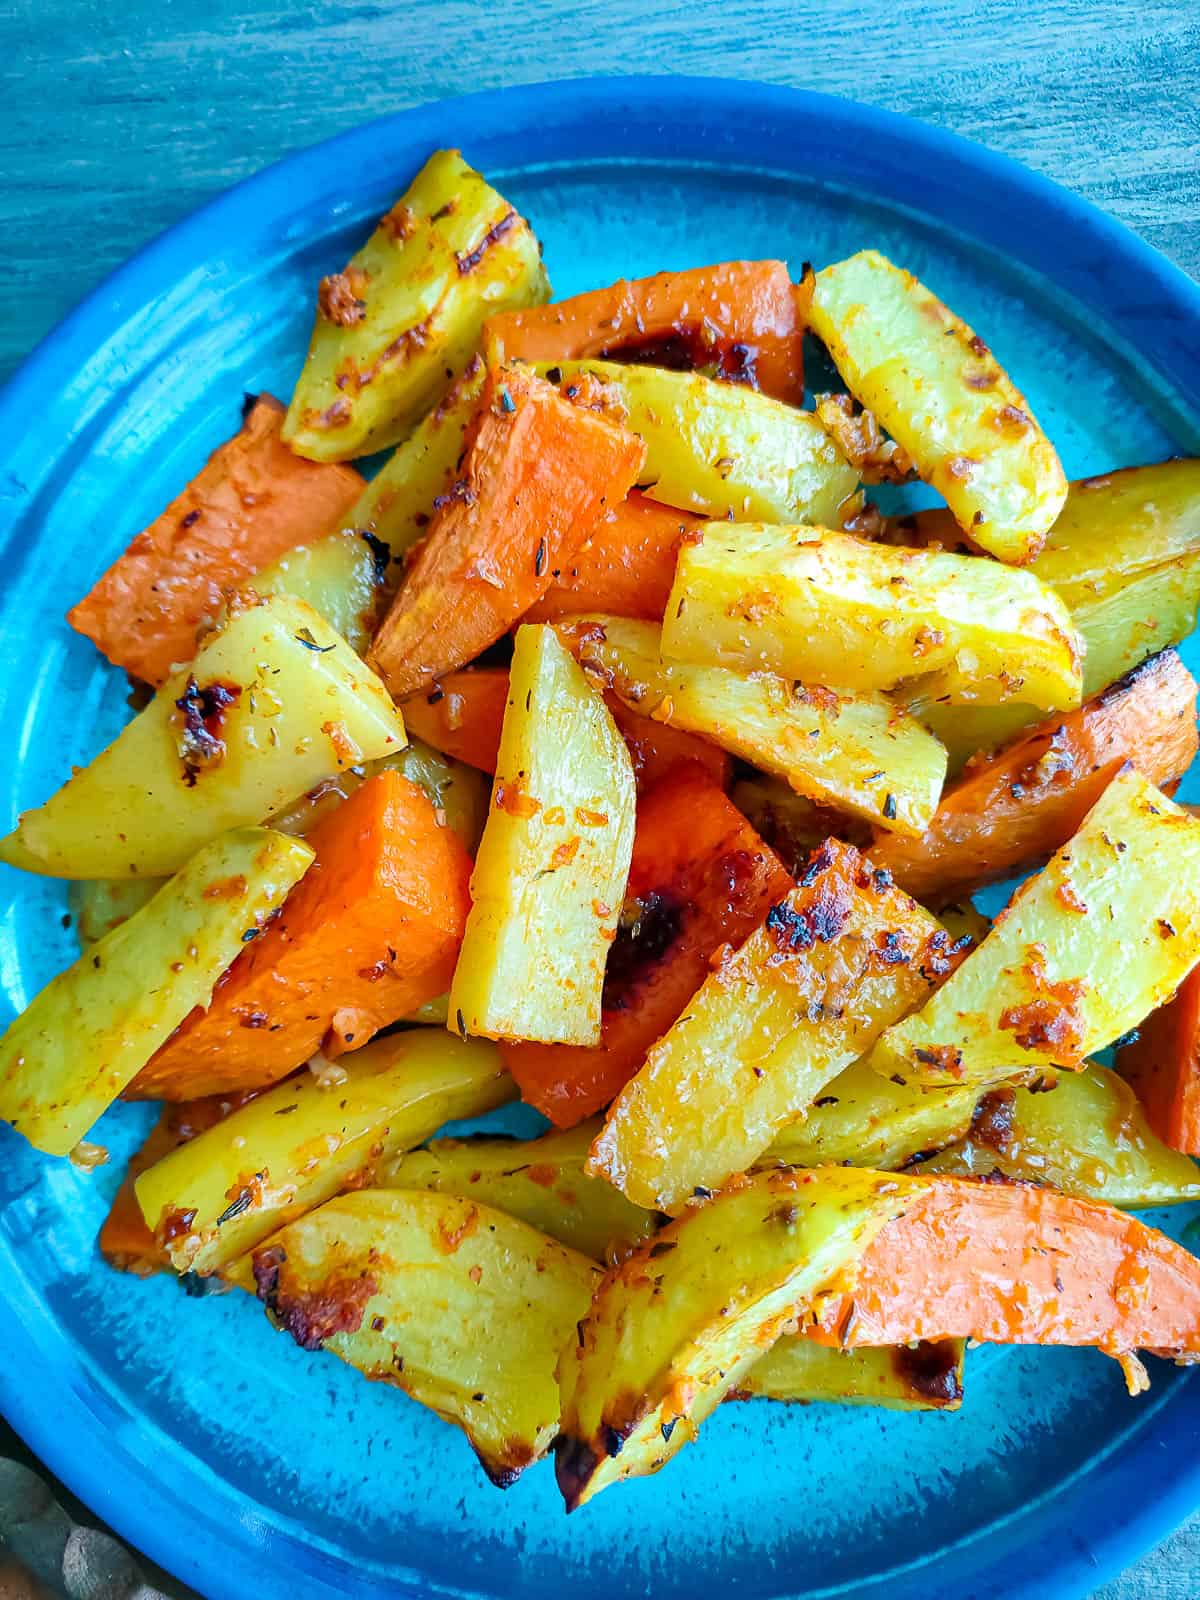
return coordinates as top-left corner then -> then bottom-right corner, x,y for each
760,1055 -> 978,1172
348,357 -> 487,569
919,1063 -> 1200,1208
284,152 -> 547,461
736,1336 -> 964,1410
379,1121 -> 659,1263
873,650 -> 1199,906
449,626 -> 636,1046
0,593 -> 406,880
808,250 -> 1067,563
663,523 -> 1083,711
556,1167 -> 917,1508
871,771 -> 1200,1087
0,829 -> 312,1157
134,1030 -> 513,1275
565,616 -> 946,836
589,841 -> 953,1213
729,775 -> 870,871
539,360 -> 858,525
254,1189 -> 598,1485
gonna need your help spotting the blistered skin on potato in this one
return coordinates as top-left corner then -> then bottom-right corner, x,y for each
808,249 -> 1067,563
254,1189 -> 598,1484
564,615 -> 947,836
871,771 -> 1200,1086
0,593 -> 406,879
0,828 -> 313,1156
663,522 -> 1083,712
284,151 -> 548,461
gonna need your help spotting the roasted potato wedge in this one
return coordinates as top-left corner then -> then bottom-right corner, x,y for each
760,1055 -> 978,1172
254,1189 -> 598,1484
539,360 -> 858,524
134,1030 -> 513,1274
737,1336 -> 964,1410
566,616 -> 946,836
0,828 -> 312,1156
284,152 -> 547,460
556,1167 -> 916,1508
250,527 -> 389,657
349,356 -> 487,565
808,249 -> 1066,563
920,1063 -> 1200,1207
589,841 -> 954,1212
450,625 -> 636,1046
663,522 -> 1082,711
379,1120 -> 659,1262
0,593 -> 405,879
871,771 -> 1200,1086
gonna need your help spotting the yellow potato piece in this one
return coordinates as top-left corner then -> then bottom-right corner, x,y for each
663,522 -> 1083,710
557,1167 -> 916,1508
0,828 -> 313,1156
809,249 -> 1067,563
566,615 -> 946,836
250,527 -> 388,657
284,151 -> 547,461
538,359 -> 858,524
255,1189 -> 598,1484
738,1336 -> 964,1410
449,625 -> 636,1046
379,1120 -> 657,1263
0,592 -> 406,879
919,1062 -> 1200,1208
871,771 -> 1200,1086
590,841 -> 953,1212
135,1029 -> 513,1275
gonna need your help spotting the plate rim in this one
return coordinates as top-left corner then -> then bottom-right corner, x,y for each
2,73 -> 1200,1600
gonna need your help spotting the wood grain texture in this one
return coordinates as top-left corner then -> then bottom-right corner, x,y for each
1,2 -> 1198,1596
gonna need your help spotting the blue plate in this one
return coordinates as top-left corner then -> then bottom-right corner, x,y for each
3,76 -> 1200,1600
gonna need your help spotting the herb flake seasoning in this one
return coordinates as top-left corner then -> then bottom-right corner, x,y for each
498,385 -> 516,414
883,793 -> 898,821
534,538 -> 547,577
295,627 -> 335,654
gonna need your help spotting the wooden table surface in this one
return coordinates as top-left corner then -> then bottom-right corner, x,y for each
1,2 -> 1199,1595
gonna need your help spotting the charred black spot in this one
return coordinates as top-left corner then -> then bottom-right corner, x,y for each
892,1340 -> 963,1404
173,677 -> 241,785
969,1088 -> 1016,1151
799,843 -> 837,888
602,891 -> 684,1011
359,528 -> 392,584
875,930 -> 911,965
602,1424 -> 627,1458
555,1436 -> 598,1512
455,210 -> 518,275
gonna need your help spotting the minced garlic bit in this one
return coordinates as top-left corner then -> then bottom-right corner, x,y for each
69,1141 -> 110,1172
307,1050 -> 349,1090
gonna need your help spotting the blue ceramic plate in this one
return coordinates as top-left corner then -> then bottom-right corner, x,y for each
3,76 -> 1200,1600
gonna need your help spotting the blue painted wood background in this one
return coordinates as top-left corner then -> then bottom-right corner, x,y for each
0,2 -> 1198,1596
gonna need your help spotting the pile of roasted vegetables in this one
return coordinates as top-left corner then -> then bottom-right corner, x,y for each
6,147 -> 1200,1509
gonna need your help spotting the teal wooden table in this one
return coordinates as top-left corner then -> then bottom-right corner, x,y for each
1,3 -> 1198,1596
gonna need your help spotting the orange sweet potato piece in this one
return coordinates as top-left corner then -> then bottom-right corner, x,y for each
68,395 -> 364,685
367,366 -> 646,699
403,666 -> 729,791
812,1177 -> 1200,1366
128,770 -> 471,1100
873,649 -> 1199,905
1118,967 -> 1200,1156
402,669 -> 511,773
100,1091 -> 258,1273
502,765 -> 791,1126
486,261 -> 808,401
522,493 -> 699,624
